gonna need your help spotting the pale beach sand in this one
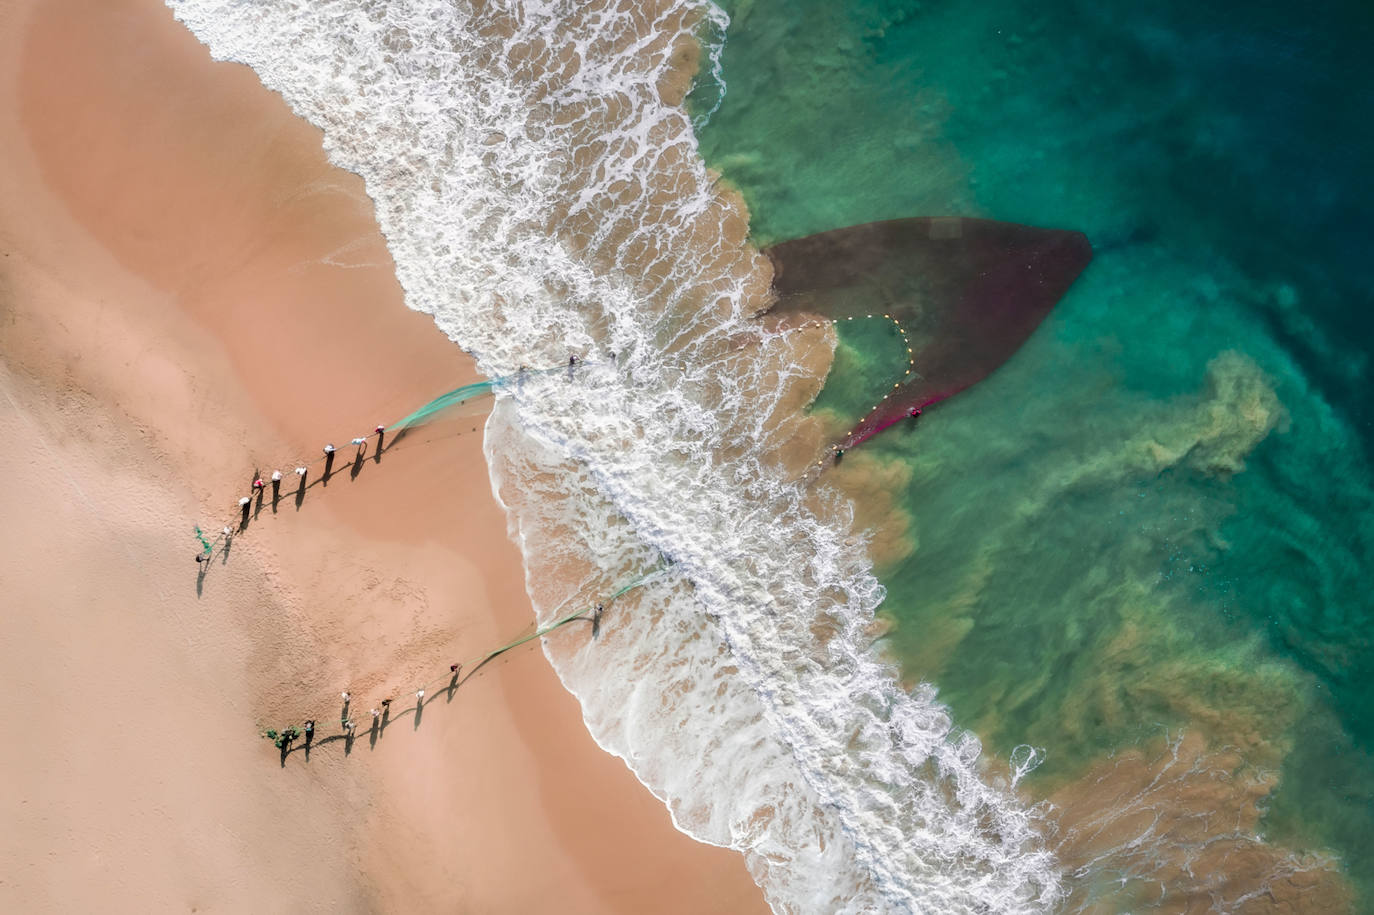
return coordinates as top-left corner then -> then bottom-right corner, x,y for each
0,0 -> 767,910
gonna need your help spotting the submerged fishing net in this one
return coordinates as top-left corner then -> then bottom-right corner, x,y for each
765,217 -> 1092,447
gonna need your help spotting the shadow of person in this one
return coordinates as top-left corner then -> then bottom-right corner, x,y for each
374,430 -> 385,463
254,488 -> 264,520
195,558 -> 209,597
239,502 -> 251,532
369,716 -> 380,749
271,478 -> 281,513
323,451 -> 335,484
303,722 -> 315,761
350,447 -> 365,481
446,672 -> 459,703
279,735 -> 293,768
413,697 -> 424,731
295,476 -> 306,511
344,729 -> 354,756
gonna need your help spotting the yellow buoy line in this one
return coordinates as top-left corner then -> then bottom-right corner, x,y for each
810,312 -> 920,468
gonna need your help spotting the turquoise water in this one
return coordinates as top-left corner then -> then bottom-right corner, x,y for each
694,0 -> 1374,906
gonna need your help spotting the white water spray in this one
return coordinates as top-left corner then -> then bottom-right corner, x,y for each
166,0 -> 1063,910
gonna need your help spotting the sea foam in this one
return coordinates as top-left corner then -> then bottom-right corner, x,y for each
166,0 -> 1062,910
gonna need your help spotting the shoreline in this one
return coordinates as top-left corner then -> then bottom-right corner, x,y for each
0,0 -> 767,911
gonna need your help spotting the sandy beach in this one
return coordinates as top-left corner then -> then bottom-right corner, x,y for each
0,0 -> 767,911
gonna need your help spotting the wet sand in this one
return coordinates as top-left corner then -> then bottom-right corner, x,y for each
0,0 -> 767,911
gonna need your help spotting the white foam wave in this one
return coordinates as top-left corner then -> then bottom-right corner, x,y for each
690,2 -> 729,129
166,0 -> 1063,910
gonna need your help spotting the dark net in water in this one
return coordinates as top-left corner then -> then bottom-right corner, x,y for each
765,217 -> 1092,447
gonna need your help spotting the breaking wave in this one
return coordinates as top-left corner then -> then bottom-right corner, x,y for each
166,0 -> 1062,910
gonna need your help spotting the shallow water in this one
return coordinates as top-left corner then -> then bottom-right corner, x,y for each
695,0 -> 1374,908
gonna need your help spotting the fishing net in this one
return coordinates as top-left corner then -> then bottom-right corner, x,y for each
766,217 -> 1092,446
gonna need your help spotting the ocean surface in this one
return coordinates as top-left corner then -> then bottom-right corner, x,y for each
168,0 -> 1373,911
693,0 -> 1374,909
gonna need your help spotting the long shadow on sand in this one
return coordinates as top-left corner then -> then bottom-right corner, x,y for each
274,616 -> 599,767
192,421 -> 484,594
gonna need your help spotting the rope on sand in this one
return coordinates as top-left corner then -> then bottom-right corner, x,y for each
181,353 -> 633,753
193,360 -> 601,560
263,565 -> 666,750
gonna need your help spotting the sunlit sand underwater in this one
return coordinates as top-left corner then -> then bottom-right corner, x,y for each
695,0 -> 1374,909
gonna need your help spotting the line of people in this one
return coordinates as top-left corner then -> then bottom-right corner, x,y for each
197,424 -> 388,564
208,351 -> 626,565
271,666 -> 460,750
265,599 -> 610,757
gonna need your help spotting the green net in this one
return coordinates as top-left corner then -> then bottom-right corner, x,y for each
386,380 -> 497,433
385,364 -> 572,434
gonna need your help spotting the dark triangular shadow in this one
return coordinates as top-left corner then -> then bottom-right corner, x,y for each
765,217 -> 1092,448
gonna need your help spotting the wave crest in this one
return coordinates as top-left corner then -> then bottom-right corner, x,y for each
167,0 -> 1062,909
